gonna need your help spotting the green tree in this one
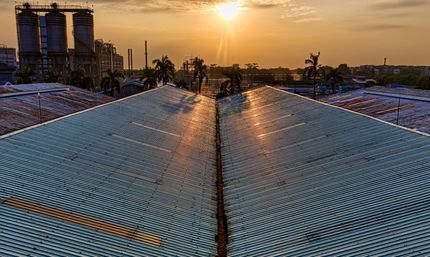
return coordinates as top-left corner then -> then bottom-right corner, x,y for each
337,64 -> 351,75
69,67 -> 94,91
153,55 -> 175,85
101,69 -> 124,97
192,57 -> 209,94
140,67 -> 158,90
44,69 -> 61,83
326,67 -> 344,94
15,66 -> 36,84
303,52 -> 325,99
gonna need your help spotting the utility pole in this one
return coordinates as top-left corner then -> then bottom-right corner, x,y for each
131,48 -> 133,76
109,41 -> 113,71
396,97 -> 401,125
145,40 -> 148,70
127,48 -> 133,76
37,92 -> 42,123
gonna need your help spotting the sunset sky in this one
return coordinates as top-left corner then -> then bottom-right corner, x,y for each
1,0 -> 429,68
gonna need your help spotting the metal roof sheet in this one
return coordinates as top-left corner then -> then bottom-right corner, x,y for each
0,86 -> 217,256
218,86 -> 430,256
0,83 -> 114,136
321,87 -> 430,134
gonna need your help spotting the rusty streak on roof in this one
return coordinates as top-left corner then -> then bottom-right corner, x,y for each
322,87 -> 430,134
2,197 -> 163,247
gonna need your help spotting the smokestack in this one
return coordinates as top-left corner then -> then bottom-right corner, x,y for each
127,48 -> 133,76
131,48 -> 133,76
127,49 -> 129,75
145,40 -> 148,70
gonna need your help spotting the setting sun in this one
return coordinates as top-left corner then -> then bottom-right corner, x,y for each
217,1 -> 242,21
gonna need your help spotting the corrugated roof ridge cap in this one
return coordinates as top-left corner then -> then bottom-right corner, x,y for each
268,85 -> 430,139
0,86 -> 168,140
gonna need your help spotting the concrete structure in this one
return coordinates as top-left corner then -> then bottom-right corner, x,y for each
73,11 -> 95,77
16,4 -> 41,71
15,3 -> 95,79
95,39 -> 124,82
45,6 -> 68,77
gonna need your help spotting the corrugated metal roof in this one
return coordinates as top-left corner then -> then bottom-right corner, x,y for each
0,83 -> 114,136
322,87 -> 430,134
218,86 -> 430,256
0,86 -> 217,256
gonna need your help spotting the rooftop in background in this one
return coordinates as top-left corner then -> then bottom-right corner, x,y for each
321,86 -> 430,134
0,83 -> 113,136
0,86 -> 217,256
218,86 -> 430,256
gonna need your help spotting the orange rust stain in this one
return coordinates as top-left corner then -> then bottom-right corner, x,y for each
2,197 -> 162,247
375,104 -> 413,115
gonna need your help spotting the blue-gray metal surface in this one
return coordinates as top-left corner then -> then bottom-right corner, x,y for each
0,86 -> 217,256
218,86 -> 430,256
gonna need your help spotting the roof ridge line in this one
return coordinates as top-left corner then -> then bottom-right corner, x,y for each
268,85 -> 430,139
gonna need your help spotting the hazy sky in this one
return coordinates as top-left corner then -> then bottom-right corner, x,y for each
1,0 -> 429,68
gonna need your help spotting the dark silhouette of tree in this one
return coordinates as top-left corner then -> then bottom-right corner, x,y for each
175,79 -> 188,89
303,52 -> 325,99
192,57 -> 209,94
44,69 -> 61,83
221,68 -> 242,95
101,69 -> 124,97
326,67 -> 344,94
69,67 -> 94,91
15,66 -> 36,84
140,67 -> 158,90
153,55 -> 175,85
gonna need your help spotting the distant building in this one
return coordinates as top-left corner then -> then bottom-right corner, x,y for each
95,39 -> 124,82
0,47 -> 17,83
15,3 -> 95,81
0,47 -> 17,68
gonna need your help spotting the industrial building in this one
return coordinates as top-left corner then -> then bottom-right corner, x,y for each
95,39 -> 124,83
0,47 -> 17,83
1,86 -> 430,256
0,47 -> 17,68
15,3 -> 95,81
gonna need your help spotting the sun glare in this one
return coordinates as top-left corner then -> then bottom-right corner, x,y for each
217,1 -> 241,21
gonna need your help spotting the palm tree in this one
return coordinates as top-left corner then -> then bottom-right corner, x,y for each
326,68 -> 344,94
101,69 -> 124,97
15,66 -> 36,84
140,68 -> 158,90
221,68 -> 242,95
69,67 -> 94,91
153,55 -> 175,85
192,57 -> 209,94
303,52 -> 325,99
